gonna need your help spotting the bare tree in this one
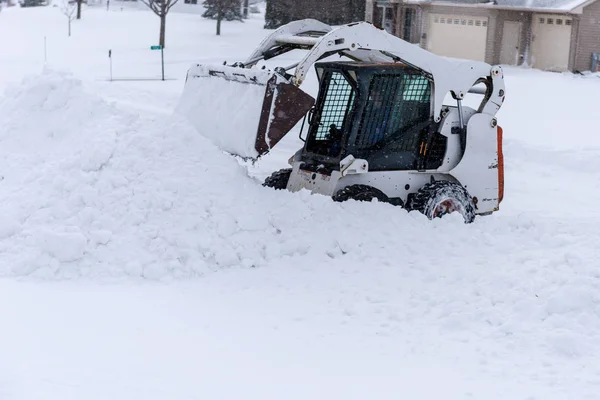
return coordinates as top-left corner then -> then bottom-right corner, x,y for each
60,0 -> 77,37
140,0 -> 179,49
202,0 -> 243,36
77,0 -> 83,19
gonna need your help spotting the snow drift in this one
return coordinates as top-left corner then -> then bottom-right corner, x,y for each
0,68 -> 598,286
0,68 -> 396,279
0,68 -> 270,278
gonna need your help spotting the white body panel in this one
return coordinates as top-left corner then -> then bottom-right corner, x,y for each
335,171 -> 458,201
427,14 -> 488,62
437,107 -> 477,172
287,162 -> 457,202
449,113 -> 501,214
531,14 -> 572,72
287,163 -> 342,196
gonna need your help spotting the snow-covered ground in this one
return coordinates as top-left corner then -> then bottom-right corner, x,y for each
1,3 -> 600,399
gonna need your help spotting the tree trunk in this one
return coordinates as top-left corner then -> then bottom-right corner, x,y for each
243,0 -> 249,18
216,8 -> 222,35
77,0 -> 82,19
68,19 -> 71,37
159,14 -> 166,48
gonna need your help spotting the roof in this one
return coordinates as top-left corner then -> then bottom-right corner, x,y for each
496,0 -> 589,10
403,0 -> 597,13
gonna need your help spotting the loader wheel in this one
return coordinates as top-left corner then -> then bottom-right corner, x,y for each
409,180 -> 476,224
262,168 -> 292,190
332,184 -> 391,204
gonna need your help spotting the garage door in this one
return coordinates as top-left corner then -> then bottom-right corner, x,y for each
427,14 -> 489,62
531,14 -> 572,71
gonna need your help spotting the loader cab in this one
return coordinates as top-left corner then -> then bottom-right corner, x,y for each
302,62 -> 445,171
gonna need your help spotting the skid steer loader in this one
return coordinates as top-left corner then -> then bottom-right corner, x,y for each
178,20 -> 505,223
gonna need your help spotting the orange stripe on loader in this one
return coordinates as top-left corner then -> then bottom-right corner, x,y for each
497,126 -> 504,203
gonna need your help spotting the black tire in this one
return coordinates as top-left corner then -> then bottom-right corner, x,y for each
262,168 -> 292,190
332,184 -> 390,204
409,180 -> 476,223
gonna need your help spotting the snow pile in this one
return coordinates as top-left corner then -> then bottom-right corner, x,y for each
0,68 -> 385,279
0,68 -> 269,278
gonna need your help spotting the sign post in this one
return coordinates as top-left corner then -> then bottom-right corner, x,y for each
108,49 -> 113,81
151,45 -> 164,81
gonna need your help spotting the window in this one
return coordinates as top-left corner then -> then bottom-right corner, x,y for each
539,17 -> 545,24
547,18 -> 554,24
468,20 -> 474,26
184,0 -> 198,4
403,77 -> 431,101
355,74 -> 431,149
482,20 -> 488,27
404,9 -> 414,41
440,17 -> 446,23
306,71 -> 355,156
461,19 -> 466,25
454,19 -> 460,24
315,72 -> 355,141
475,20 -> 481,26
566,19 -> 572,25
557,19 -> 563,25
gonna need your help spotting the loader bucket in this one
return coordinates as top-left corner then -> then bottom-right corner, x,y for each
177,64 -> 315,159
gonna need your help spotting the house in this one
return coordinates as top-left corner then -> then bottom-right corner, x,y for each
365,0 -> 600,72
